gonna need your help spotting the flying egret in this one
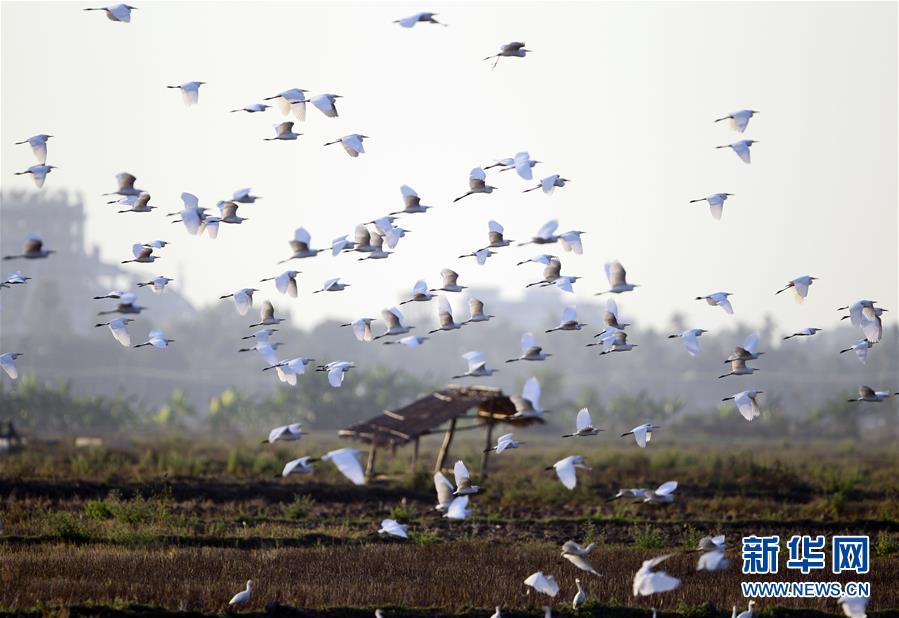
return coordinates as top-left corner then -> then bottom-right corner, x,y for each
371,217 -> 409,250
14,164 -> 56,189
382,335 -> 428,347
783,327 -> 821,340
374,307 -> 413,339
775,276 -> 818,302
485,433 -> 524,454
507,332 -> 551,362
0,353 -> 23,379
15,134 -> 52,164
94,317 -> 134,347
524,174 -> 571,194
839,300 -> 885,343
484,42 -> 532,69
3,235 -> 55,260
249,301 -> 285,328
696,292 -> 734,314
316,361 -> 355,388
321,448 -> 365,484
83,3 -> 135,22
840,339 -> 873,365
512,377 -> 547,418
228,580 -> 253,607
230,103 -> 270,113
736,601 -> 756,618
356,230 -> 392,261
394,12 -> 446,27
166,81 -> 205,106
596,261 -> 638,295
260,271 -> 299,298
458,247 -> 496,266
837,596 -> 868,618
313,278 -> 350,293
219,288 -> 258,316
324,134 -> 368,157
695,535 -> 730,571
560,230 -> 585,255
560,541 -> 600,576
242,328 -> 277,342
378,519 -> 409,539
430,268 -> 466,292
562,408 -> 601,438
591,330 -> 637,355
1,272 -> 31,287
429,296 -> 464,333
452,460 -> 480,495
716,140 -> 758,164
607,488 -> 648,502
133,330 -> 174,349
689,193 -> 733,220
265,121 -> 303,141
643,480 -> 678,504
452,351 -> 498,379
443,495 -> 471,520
519,220 -> 560,246
434,472 -> 455,510
516,253 -> 557,267
114,192 -> 155,214
216,201 -> 248,224
621,424 -> 660,448
103,172 -> 143,197
726,333 -> 763,362
340,318 -> 375,342
718,358 -> 759,379
95,292 -> 145,315
390,185 -> 432,215
240,340 -> 282,366
715,109 -> 759,132
463,298 -> 494,324
280,227 -> 321,261
572,578 -> 587,610
505,151 -> 538,180
722,390 -> 764,421
633,554 -> 680,596
263,88 -> 309,120
848,386 -> 891,403
668,329 -> 707,356
264,423 -> 304,444
310,93 -> 342,118
546,455 -> 590,490
121,243 -> 161,264
453,167 -> 497,202
525,256 -> 563,287
263,357 -> 312,386
524,572 -> 559,597
282,457 -> 315,477
232,188 -> 260,203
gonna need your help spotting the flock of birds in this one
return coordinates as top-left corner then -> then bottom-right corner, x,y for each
3,5 -> 886,618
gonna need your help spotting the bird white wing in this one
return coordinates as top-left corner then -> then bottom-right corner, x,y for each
327,365 -> 347,387
268,424 -> 289,443
520,332 -> 537,354
560,306 -> 577,324
560,232 -> 583,255
563,553 -> 600,575
342,134 -> 365,157
524,572 -> 559,597
444,495 -> 469,519
861,316 -> 882,344
474,249 -> 491,265
108,3 -> 132,21
0,355 -> 19,379
554,277 -> 574,293
453,460 -> 470,485
735,391 -> 760,421
434,472 -> 455,506
412,279 -> 428,296
109,320 -> 131,347
718,298 -> 734,314
682,330 -> 700,356
282,457 -> 312,476
522,377 -> 541,408
294,226 -> 311,244
633,425 -> 648,448
536,219 -> 559,239
742,332 -> 760,354
541,175 -> 559,194
487,219 -> 504,234
325,448 -> 365,485
257,343 -> 279,365
575,408 -> 592,432
470,167 -> 486,181
554,458 -> 578,490
234,289 -> 252,316
462,351 -> 486,372
495,433 -> 514,453
180,192 -> 199,210
655,480 -> 677,496
350,319 -> 369,342
514,151 -> 533,180
734,143 -> 752,163
709,201 -> 724,220
379,519 -> 408,538
322,277 -> 339,291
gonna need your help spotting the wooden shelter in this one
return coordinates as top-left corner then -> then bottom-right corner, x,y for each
338,384 -> 543,479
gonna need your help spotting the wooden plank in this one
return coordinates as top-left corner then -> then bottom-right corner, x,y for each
434,417 -> 457,473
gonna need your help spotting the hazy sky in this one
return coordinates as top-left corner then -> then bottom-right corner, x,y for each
2,1 -> 897,334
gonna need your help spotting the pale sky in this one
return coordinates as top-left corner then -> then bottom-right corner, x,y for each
2,1 -> 897,333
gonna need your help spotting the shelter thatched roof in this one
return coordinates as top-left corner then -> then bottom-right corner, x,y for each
338,384 -> 543,447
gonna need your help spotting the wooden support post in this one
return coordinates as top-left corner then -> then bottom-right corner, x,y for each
411,437 -> 420,469
481,419 -> 495,478
434,418 -> 457,473
365,445 -> 377,481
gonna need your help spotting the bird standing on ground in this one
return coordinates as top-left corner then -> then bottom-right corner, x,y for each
572,578 -> 587,610
228,580 -> 253,607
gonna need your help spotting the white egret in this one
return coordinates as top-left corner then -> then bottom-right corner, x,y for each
0,353 -> 23,380
840,339 -> 873,365
608,488 -> 648,502
121,243 -> 160,264
562,408 -> 601,438
249,301 -> 285,328
621,424 -> 660,448
696,535 -> 730,571
726,333 -> 763,362
451,351 -> 498,379
313,278 -> 350,293
592,330 -> 637,355
378,519 -> 409,539
722,390 -> 764,421
560,230 -> 585,255
144,240 -> 171,249
96,292 -> 145,315
263,357 -> 312,386
572,579 -> 587,610
715,109 -> 759,132
114,192 -> 155,214
1,272 -> 31,287
103,172 -> 143,197
371,217 -> 409,249
453,460 -> 480,495
736,601 -> 756,618
696,292 -> 734,314
839,300 -> 885,343
848,386 -> 891,403
228,580 -> 253,607
433,472 -> 455,510
429,296 -> 464,334
216,201 -> 248,224
524,174 -> 571,194
519,220 -> 560,246
775,275 -> 818,302
310,93 -> 342,118
644,481 -> 678,504
324,134 -> 368,157
232,188 -> 260,203
264,423 -> 304,443
263,88 -> 309,120
260,271 -> 299,298
394,12 -> 446,27
133,330 -> 174,349
240,341 -> 282,366
230,103 -> 270,113
340,318 -> 375,342
507,332 -> 551,362
280,227 -> 321,261
716,140 -> 758,164
633,554 -> 680,596
265,121 -> 303,141
485,433 -> 524,454
484,42 -> 532,69
546,455 -> 590,490
453,167 -> 497,202
15,134 -> 52,164
489,607 -> 501,618
316,361 -> 355,388
14,164 -> 56,188
462,298 -> 494,324
718,358 -> 760,379
382,335 -> 428,347
458,248 -> 495,266
430,269 -> 466,293
242,328 -> 277,342
390,185 -> 432,215
783,327 -> 821,340
596,261 -> 638,295
166,81 -> 205,106
443,495 -> 471,520
84,4 -> 135,22
837,596 -> 868,618
322,448 -> 365,485
516,253 -> 557,266
524,572 -> 559,597
3,235 -> 54,261
282,457 -> 315,477
374,307 -> 413,339
689,193 -> 733,220
94,317 -> 134,347
357,231 -> 392,261
525,256 -> 563,288
512,377 -> 546,418
219,288 -> 258,316
668,328 -> 707,356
